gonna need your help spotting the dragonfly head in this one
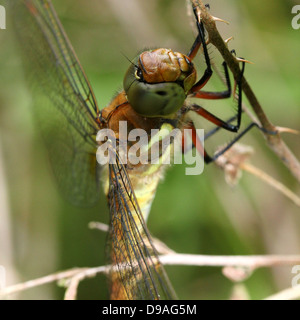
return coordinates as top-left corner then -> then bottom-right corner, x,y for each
123,49 -> 197,118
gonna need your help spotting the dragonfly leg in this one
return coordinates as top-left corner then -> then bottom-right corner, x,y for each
181,122 -> 211,163
192,59 -> 245,133
187,4 -> 211,60
190,61 -> 231,99
187,8 -> 212,90
183,121 -> 264,164
203,120 -> 277,164
183,114 -> 277,164
187,7 -> 242,103
188,90 -> 243,154
189,102 -> 238,133
204,114 -> 238,140
204,122 -> 259,163
187,33 -> 202,61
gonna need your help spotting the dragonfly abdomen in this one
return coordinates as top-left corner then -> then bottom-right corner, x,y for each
100,93 -> 179,299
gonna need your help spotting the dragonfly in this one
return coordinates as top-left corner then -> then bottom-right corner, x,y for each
12,0 -> 247,300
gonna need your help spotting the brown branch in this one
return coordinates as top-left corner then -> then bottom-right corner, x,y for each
1,253 -> 300,299
190,0 -> 300,183
160,253 -> 300,270
0,268 -> 86,297
0,266 -> 109,299
241,162 -> 300,207
264,286 -> 300,301
214,144 -> 300,207
88,221 -> 109,232
64,266 -> 109,300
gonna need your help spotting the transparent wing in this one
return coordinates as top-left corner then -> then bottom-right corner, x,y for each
106,146 -> 177,300
12,0 -> 177,300
12,0 -> 101,205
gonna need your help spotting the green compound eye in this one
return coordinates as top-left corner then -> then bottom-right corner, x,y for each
123,62 -> 186,118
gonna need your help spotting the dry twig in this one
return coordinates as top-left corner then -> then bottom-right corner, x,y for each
215,144 -> 300,207
190,0 -> 300,183
1,253 -> 300,299
264,286 -> 300,301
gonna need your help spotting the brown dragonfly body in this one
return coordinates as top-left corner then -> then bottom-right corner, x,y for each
98,49 -> 196,299
13,0 -> 245,300
99,47 -> 197,219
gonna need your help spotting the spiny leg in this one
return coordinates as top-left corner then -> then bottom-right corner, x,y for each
188,34 -> 202,61
190,61 -> 231,99
182,57 -> 247,163
187,6 -> 233,101
191,60 -> 245,133
188,6 -> 213,90
204,120 -> 277,164
184,5 -> 258,163
204,114 -> 237,140
204,122 -> 259,163
182,115 -> 277,164
189,4 -> 247,133
182,121 -> 258,164
189,103 -> 238,132
182,58 -> 266,163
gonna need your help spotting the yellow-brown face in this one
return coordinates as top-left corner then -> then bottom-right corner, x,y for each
123,48 -> 197,118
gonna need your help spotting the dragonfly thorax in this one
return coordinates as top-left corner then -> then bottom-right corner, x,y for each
123,48 -> 197,118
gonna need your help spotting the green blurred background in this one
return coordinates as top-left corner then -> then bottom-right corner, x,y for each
0,0 -> 299,300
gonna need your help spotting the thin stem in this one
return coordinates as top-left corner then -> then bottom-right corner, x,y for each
241,163 -> 300,207
1,253 -> 299,298
264,286 -> 300,301
160,253 -> 300,270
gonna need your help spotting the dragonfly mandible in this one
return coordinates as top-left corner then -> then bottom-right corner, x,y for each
12,0 -> 246,300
